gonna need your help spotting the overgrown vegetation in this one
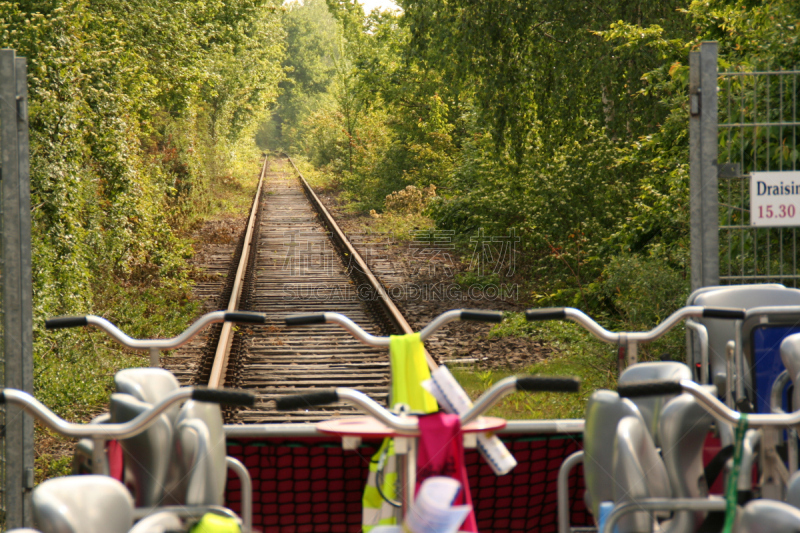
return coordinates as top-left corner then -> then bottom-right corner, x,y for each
1,0 -> 285,420
267,0 -> 800,340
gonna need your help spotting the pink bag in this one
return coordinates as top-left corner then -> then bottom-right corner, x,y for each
416,412 -> 478,532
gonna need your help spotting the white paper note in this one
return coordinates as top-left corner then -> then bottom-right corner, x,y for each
423,366 -> 518,476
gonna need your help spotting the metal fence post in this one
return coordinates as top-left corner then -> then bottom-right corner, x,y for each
690,42 -> 720,291
15,55 -> 33,528
0,48 -> 34,529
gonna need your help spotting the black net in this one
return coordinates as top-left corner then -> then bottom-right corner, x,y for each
226,433 -> 592,533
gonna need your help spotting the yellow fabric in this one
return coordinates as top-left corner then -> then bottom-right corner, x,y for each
190,513 -> 241,533
362,439 -> 400,530
389,333 -> 438,413
363,333 -> 438,529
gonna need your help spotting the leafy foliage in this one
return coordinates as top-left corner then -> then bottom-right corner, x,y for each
277,0 -> 800,342
1,0 -> 284,412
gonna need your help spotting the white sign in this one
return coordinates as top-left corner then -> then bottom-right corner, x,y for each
750,171 -> 800,227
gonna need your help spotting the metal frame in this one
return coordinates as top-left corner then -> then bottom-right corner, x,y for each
690,42 -> 720,291
0,48 -> 33,528
691,41 -> 800,287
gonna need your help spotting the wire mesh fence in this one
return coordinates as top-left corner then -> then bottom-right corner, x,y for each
718,68 -> 800,285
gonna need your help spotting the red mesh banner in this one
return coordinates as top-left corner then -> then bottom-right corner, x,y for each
226,433 -> 591,532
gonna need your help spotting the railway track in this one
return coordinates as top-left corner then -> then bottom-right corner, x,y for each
166,156 -> 424,423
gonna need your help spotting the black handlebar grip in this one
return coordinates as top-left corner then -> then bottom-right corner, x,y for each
0,389 -> 5,404
525,308 -> 567,321
702,308 -> 746,320
516,376 -> 580,393
45,316 -> 89,330
285,314 -> 327,326
224,312 -> 267,324
275,390 -> 339,410
191,388 -> 256,407
618,380 -> 684,398
460,310 -> 504,323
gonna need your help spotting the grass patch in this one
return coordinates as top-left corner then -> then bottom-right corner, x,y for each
193,154 -> 263,224
360,212 -> 435,243
449,313 -> 619,420
449,311 -> 688,420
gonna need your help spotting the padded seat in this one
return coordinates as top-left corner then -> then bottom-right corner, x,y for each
583,390 -> 643,518
174,400 -> 228,506
618,362 -> 692,446
613,415 -> 671,533
737,499 -> 800,532
32,475 -> 134,533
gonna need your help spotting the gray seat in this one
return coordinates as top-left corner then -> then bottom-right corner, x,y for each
618,362 -> 692,446
585,385 -> 725,533
658,391 -> 716,533
31,475 -> 183,533
110,393 -> 178,507
174,400 -> 228,506
114,368 -> 181,410
686,285 -> 800,397
583,390 -> 643,518
32,475 -> 134,533
73,368 -> 180,478
786,469 -> 800,509
737,499 -> 800,532
113,368 -> 183,506
612,415 -> 671,533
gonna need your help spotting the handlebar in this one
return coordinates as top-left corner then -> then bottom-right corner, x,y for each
284,309 -> 504,347
617,378 -> 800,428
46,311 -> 267,363
525,306 -> 745,344
526,305 -> 744,368
2,386 -> 255,439
275,375 -> 579,429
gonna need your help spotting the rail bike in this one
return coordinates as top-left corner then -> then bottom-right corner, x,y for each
23,283 -> 800,532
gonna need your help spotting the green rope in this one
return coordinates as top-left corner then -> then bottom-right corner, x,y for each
722,414 -> 749,533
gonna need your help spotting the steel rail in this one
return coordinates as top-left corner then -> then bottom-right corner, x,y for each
208,156 -> 268,388
285,156 -> 438,370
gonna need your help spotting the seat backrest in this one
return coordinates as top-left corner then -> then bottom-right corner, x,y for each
114,368 -> 180,423
110,393 -> 176,507
738,499 -> 800,533
685,284 -> 786,307
613,415 -> 671,533
657,392 -> 714,533
583,390 -> 643,518
618,362 -> 692,446
690,285 -> 800,396
32,475 -> 133,533
173,400 -> 227,506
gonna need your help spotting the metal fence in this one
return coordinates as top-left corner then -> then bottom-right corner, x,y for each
0,48 -> 35,530
690,41 -> 800,288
